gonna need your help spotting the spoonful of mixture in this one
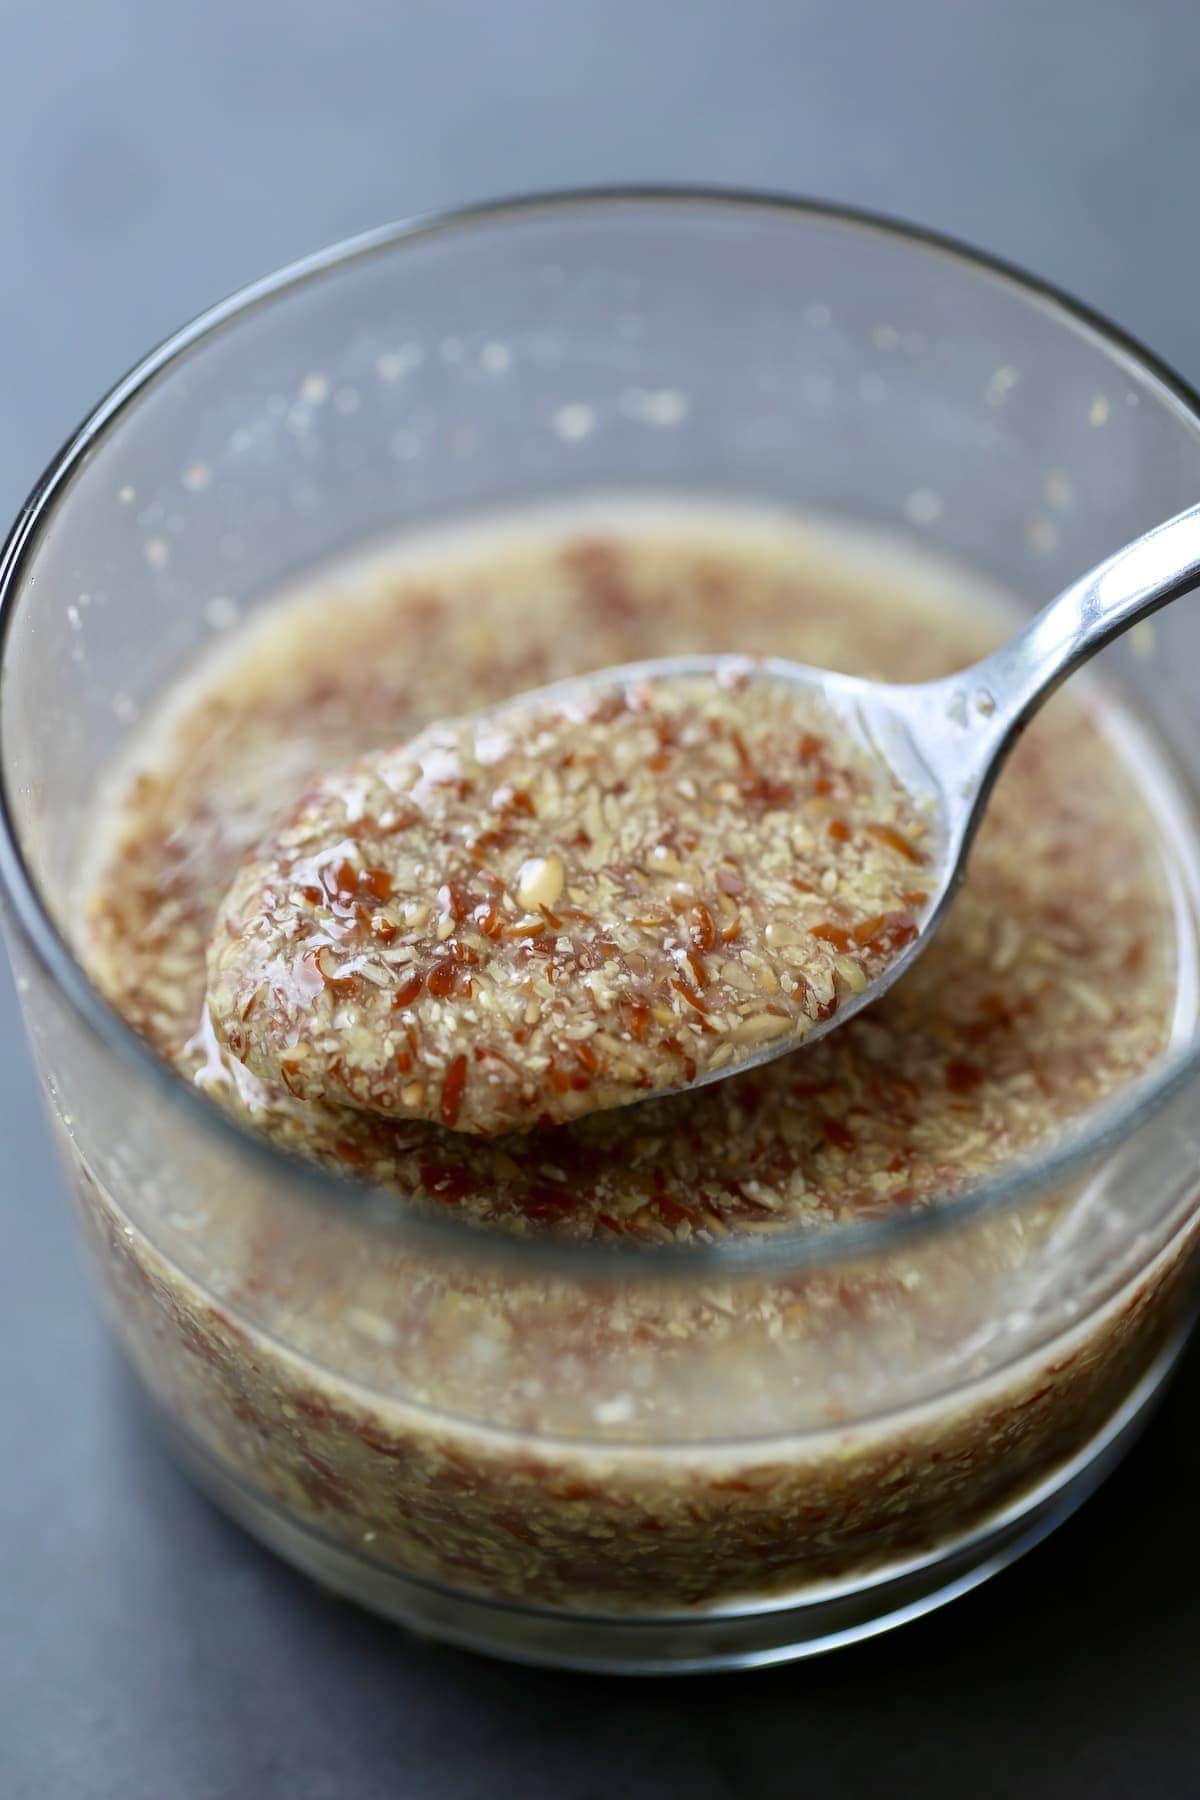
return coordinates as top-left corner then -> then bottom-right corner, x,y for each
206,503 -> 1200,1136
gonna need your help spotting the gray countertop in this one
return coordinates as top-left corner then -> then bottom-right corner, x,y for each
4,4 -> 1200,1795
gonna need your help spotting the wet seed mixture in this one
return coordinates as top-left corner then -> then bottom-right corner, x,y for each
85,516 -> 1180,1243
207,668 -> 930,1135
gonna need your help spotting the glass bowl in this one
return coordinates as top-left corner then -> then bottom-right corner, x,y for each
3,190 -> 1200,1674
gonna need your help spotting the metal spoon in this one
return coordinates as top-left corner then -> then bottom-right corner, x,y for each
210,501 -> 1200,1134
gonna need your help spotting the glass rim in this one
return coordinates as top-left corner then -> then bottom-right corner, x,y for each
4,182 -> 1200,1280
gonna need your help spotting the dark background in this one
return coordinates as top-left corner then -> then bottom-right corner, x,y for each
4,3 -> 1200,1795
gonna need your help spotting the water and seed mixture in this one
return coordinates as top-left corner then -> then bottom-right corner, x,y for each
85,509 -> 1180,1243
207,668 -> 930,1135
72,504 -> 1198,1617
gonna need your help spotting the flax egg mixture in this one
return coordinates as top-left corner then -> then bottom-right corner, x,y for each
71,502 -> 1199,1611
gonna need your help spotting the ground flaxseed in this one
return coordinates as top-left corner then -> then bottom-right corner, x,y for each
206,669 -> 929,1134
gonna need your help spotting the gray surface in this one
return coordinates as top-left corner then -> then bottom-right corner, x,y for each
4,3 -> 1200,1796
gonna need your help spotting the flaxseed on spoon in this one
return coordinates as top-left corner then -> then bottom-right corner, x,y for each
206,668 -> 929,1135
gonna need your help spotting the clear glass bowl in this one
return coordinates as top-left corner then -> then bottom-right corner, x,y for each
4,190 -> 1200,1674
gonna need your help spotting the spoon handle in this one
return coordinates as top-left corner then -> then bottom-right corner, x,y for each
901,501 -> 1200,844
972,499 -> 1200,728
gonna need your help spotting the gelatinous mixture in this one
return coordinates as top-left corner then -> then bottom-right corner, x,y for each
72,504 -> 1197,1617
